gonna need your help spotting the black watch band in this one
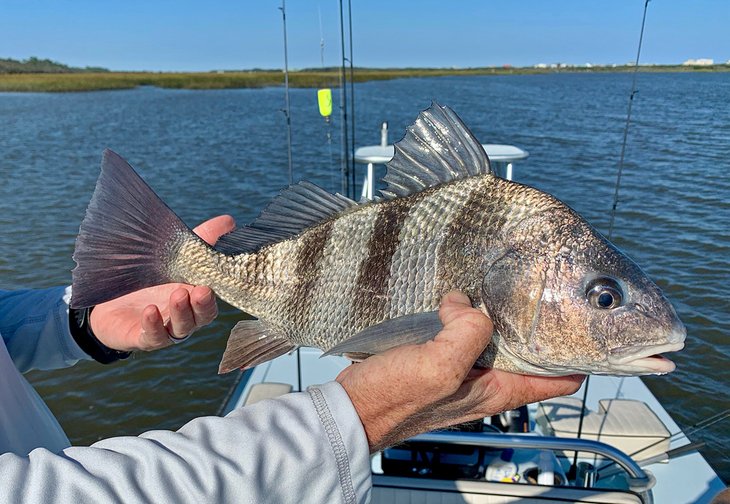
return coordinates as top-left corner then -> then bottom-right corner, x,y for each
69,306 -> 132,364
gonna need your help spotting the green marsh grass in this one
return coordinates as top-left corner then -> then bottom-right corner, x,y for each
1,66 -> 727,93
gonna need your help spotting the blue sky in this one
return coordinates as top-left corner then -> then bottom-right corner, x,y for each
2,0 -> 728,71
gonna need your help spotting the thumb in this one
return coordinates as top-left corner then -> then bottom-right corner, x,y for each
433,291 -> 493,366
193,215 -> 236,245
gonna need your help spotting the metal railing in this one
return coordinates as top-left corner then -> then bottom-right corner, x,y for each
408,431 -> 655,499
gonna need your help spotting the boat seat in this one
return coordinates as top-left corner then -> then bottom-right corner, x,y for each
242,382 -> 293,406
535,397 -> 670,461
372,475 -> 644,503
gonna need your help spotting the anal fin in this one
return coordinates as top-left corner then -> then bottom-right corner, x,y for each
218,319 -> 296,374
323,311 -> 442,358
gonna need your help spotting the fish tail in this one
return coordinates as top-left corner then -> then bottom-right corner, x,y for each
71,149 -> 194,308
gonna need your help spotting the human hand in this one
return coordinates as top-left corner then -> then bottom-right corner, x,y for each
336,291 -> 585,452
88,215 -> 236,352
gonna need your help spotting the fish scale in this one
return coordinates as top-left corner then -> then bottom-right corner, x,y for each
387,183 -> 464,316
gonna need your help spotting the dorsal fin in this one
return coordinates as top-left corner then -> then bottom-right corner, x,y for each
381,102 -> 492,199
215,181 -> 357,254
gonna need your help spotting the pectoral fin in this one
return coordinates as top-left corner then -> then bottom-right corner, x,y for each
323,311 -> 443,358
341,352 -> 373,362
218,319 -> 296,374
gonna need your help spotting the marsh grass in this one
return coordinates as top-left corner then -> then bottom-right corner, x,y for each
0,69 -> 502,92
1,66 -> 727,93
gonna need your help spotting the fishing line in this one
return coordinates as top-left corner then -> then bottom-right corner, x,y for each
599,441 -> 707,479
318,6 -> 325,68
318,4 -> 337,192
572,1 -> 651,477
326,127 -> 336,193
607,0 -> 651,240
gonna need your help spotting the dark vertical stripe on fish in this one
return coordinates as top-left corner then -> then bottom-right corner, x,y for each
284,220 -> 334,343
351,198 -> 414,325
436,178 -> 502,299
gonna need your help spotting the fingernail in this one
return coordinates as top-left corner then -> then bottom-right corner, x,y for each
197,288 -> 215,306
446,291 -> 470,304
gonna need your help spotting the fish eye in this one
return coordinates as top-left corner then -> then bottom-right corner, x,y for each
586,277 -> 623,310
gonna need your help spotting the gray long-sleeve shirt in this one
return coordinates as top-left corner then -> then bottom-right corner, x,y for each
0,287 -> 372,503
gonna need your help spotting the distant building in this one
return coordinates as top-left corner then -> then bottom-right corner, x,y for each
682,58 -> 714,66
534,63 -> 548,69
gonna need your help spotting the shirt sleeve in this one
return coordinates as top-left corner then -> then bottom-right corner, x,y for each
0,381 -> 372,504
0,286 -> 91,372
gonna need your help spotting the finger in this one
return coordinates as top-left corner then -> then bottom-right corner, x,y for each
167,288 -> 197,339
438,291 -> 474,325
430,291 -> 493,367
475,371 -> 585,414
519,374 -> 585,403
189,285 -> 218,326
140,304 -> 171,350
193,215 -> 236,245
406,292 -> 493,394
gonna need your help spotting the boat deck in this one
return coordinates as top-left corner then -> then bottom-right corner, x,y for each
222,347 -> 725,503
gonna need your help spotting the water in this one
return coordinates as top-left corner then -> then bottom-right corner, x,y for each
0,73 -> 727,482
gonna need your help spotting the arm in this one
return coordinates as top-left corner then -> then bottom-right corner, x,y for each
0,286 -> 88,372
0,382 -> 371,504
1,290 -> 579,501
0,216 -> 235,372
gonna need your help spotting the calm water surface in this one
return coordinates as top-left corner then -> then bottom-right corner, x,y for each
0,73 -> 727,482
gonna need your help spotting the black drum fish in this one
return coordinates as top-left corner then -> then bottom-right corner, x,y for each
71,102 -> 685,376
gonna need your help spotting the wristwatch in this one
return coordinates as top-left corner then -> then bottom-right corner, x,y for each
69,306 -> 132,364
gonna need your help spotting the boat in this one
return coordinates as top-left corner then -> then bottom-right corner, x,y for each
219,136 -> 726,503
218,4 -> 726,499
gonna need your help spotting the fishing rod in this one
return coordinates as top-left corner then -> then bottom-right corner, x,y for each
279,0 -> 294,186
338,0 -> 350,197
279,0 -> 302,391
347,0 -> 356,200
216,2 -> 300,408
571,0 -> 652,478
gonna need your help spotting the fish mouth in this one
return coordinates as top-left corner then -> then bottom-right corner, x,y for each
608,341 -> 685,375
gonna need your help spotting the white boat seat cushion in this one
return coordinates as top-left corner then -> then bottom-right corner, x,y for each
535,397 -> 670,461
242,382 -> 293,406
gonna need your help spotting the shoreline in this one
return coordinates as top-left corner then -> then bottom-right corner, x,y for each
1,65 -> 728,93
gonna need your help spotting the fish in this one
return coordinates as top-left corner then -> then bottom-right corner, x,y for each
71,102 -> 686,377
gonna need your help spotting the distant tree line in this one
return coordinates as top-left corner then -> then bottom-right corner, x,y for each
0,57 -> 109,73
